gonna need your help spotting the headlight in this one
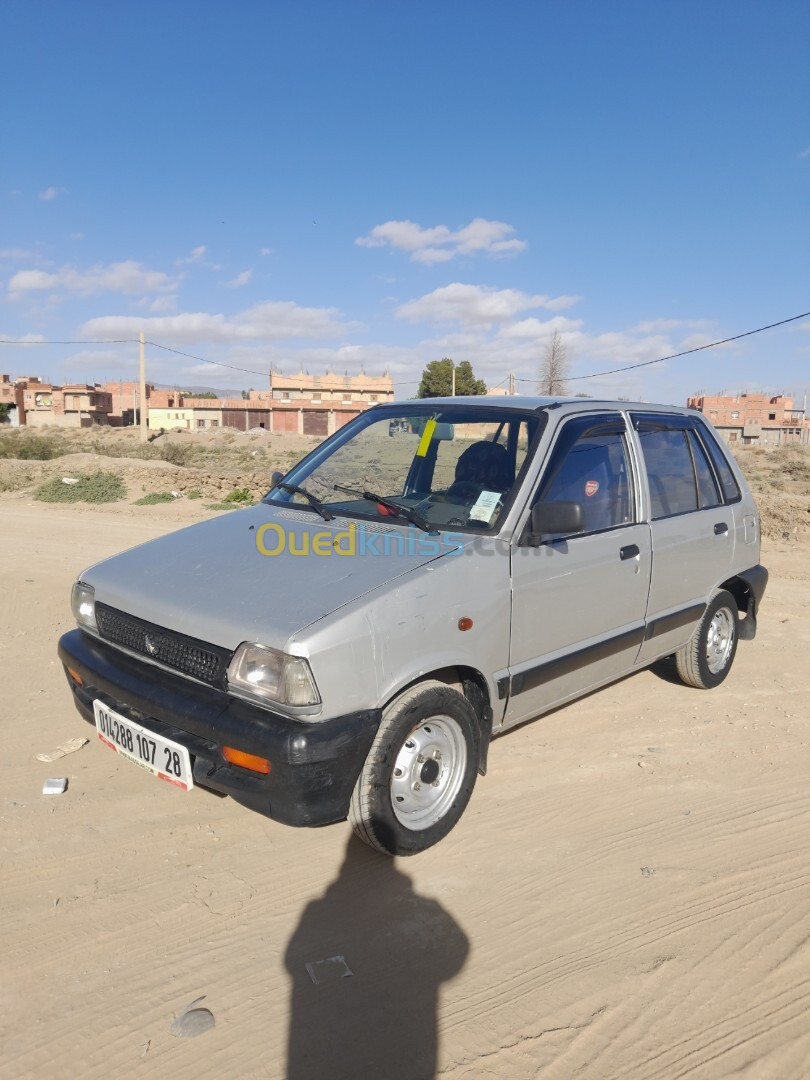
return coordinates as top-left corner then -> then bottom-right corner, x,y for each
227,642 -> 321,708
71,581 -> 97,632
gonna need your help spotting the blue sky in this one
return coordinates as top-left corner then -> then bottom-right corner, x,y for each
1,0 -> 808,404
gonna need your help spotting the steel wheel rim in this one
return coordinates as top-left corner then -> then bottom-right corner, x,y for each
706,607 -> 735,674
390,715 -> 468,830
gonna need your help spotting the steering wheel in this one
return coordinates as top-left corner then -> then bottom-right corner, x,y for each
445,480 -> 481,504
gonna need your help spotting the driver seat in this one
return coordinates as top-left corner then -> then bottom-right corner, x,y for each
451,441 -> 513,493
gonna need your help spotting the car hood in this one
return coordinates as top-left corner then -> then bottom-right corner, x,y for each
82,503 -> 459,651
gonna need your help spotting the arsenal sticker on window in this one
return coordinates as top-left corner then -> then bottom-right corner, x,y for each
585,480 -> 599,497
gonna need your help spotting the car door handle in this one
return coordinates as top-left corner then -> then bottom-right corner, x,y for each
714,522 -> 729,535
620,544 -> 640,560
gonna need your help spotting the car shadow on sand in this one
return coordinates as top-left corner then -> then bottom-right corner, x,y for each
284,835 -> 469,1080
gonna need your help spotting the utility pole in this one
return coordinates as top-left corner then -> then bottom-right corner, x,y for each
451,362 -> 455,397
139,331 -> 147,442
508,372 -> 516,395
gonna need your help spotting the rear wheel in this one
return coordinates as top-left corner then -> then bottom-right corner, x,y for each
674,589 -> 739,689
349,681 -> 480,856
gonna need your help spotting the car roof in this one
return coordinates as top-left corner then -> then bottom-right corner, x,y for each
386,394 -> 695,416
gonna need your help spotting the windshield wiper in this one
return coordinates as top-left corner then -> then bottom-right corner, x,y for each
333,483 -> 432,533
277,482 -> 335,521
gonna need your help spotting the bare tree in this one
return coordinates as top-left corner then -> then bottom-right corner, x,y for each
538,329 -> 569,395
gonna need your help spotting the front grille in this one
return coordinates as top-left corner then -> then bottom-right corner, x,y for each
95,602 -> 232,687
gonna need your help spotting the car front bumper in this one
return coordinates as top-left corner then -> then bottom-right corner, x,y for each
58,629 -> 381,828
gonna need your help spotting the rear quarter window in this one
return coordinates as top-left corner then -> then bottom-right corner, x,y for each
688,429 -> 722,509
695,423 -> 741,502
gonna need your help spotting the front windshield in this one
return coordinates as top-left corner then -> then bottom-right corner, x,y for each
265,405 -> 543,533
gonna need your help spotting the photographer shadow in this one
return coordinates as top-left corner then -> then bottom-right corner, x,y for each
285,834 -> 469,1080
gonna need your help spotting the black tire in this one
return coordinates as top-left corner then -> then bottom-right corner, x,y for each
674,589 -> 739,689
349,681 -> 480,857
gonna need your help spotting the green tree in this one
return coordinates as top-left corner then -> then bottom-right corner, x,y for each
417,358 -> 487,399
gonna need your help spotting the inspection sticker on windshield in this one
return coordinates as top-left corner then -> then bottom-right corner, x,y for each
468,490 -> 501,523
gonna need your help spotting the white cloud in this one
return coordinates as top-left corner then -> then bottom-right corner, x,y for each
7,261 -> 178,299
499,315 -> 584,340
0,248 -> 36,261
542,294 -> 584,312
0,333 -> 46,344
223,269 -> 252,288
357,217 -> 527,264
631,318 -> 710,334
397,283 -> 579,328
585,330 -> 671,365
799,147 -> 810,159
38,186 -> 60,201
58,347 -> 139,373
79,299 -> 350,344
144,294 -> 178,313
260,247 -> 272,256
175,245 -> 207,265
68,232 -> 84,241
675,331 -> 732,352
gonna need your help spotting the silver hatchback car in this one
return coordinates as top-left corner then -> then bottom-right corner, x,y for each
59,397 -> 767,856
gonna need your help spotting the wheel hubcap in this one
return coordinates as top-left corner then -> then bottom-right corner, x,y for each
390,715 -> 468,830
706,607 -> 735,674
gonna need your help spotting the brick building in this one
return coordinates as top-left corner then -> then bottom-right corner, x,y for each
0,375 -> 113,428
2,369 -> 393,435
266,370 -> 394,406
0,374 -> 27,426
687,393 -> 809,446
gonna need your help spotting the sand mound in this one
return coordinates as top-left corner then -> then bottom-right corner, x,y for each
756,492 -> 810,541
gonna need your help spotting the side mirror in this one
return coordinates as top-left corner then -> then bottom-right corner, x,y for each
270,470 -> 284,489
525,500 -> 584,545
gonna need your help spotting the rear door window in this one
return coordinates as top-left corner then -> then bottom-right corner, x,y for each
636,428 -> 698,519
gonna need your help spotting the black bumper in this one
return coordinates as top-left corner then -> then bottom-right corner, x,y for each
58,629 -> 381,828
736,563 -> 769,640
738,563 -> 768,612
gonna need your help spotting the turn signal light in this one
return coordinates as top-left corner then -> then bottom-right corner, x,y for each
67,666 -> 83,686
222,746 -> 271,774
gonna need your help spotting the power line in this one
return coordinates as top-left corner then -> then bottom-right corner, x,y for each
2,309 -> 808,384
516,310 -> 810,383
0,338 -> 137,345
144,339 -> 271,378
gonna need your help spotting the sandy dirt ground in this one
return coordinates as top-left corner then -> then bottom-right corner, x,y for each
2,501 -> 809,1080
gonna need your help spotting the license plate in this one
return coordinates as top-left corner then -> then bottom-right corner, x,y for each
93,700 -> 194,791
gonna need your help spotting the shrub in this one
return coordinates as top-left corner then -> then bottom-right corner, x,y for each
187,488 -> 202,499
134,491 -> 175,505
0,432 -> 66,460
158,442 -> 195,466
34,471 -> 126,504
223,487 -> 254,504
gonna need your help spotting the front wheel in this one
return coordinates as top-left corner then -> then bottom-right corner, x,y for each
674,589 -> 739,689
349,681 -> 480,856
